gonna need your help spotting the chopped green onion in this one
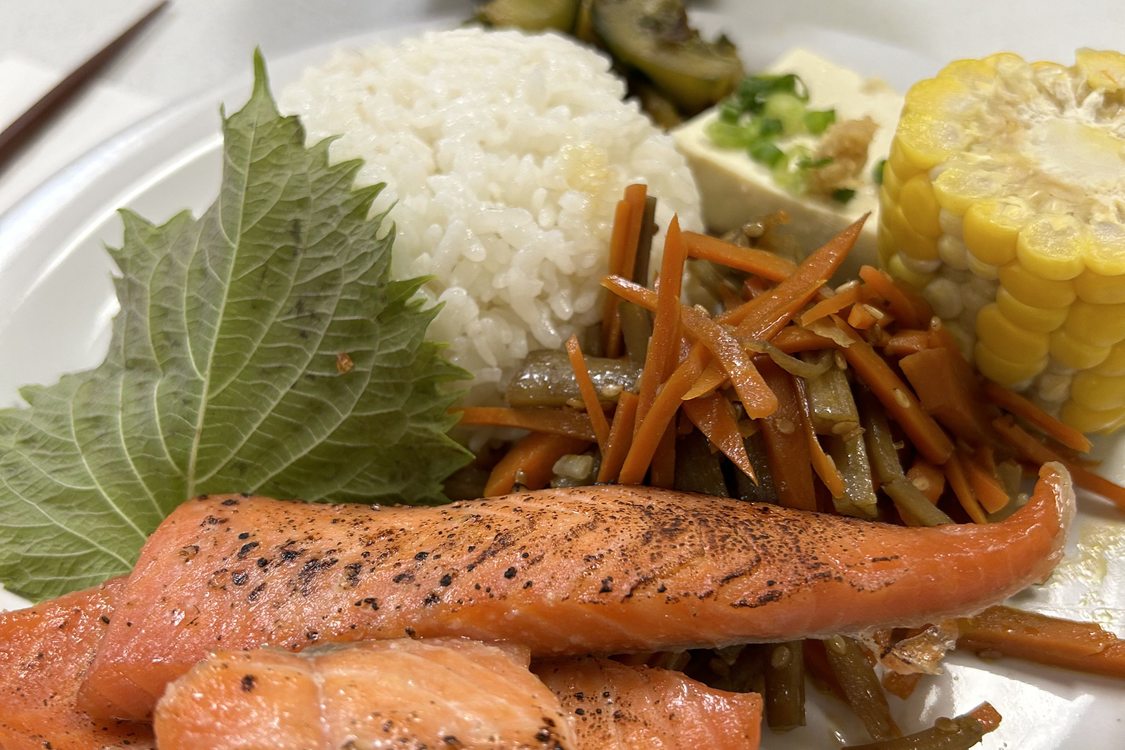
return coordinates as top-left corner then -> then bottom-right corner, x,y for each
796,155 -> 834,170
749,141 -> 785,168
705,119 -> 759,149
763,92 -> 808,135
832,188 -> 857,204
804,108 -> 837,135
758,116 -> 783,138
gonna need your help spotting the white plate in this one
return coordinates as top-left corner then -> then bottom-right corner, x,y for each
0,2 -> 1123,748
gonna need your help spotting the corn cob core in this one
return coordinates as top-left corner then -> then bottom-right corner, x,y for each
879,50 -> 1125,433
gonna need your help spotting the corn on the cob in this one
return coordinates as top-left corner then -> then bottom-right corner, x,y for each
879,50 -> 1125,433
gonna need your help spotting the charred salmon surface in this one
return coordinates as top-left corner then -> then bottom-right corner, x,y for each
154,637 -> 575,749
80,463 -> 1074,720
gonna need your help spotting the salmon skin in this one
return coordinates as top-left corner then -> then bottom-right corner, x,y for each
80,463 -> 1074,721
0,578 -> 153,750
537,657 -> 763,749
155,638 -> 576,749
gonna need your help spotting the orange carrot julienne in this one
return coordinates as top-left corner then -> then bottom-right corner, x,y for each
883,329 -> 932,356
859,265 -> 932,329
960,449 -> 1011,514
618,345 -> 707,485
846,301 -> 880,330
833,317 -> 954,465
601,198 -> 635,358
795,378 -> 846,499
681,391 -> 756,481
757,358 -> 817,511
679,302 -> 777,419
650,421 -> 677,489
898,346 -> 994,446
957,605 -> 1125,679
992,416 -> 1125,511
725,215 -> 868,338
483,432 -> 591,497
799,283 -> 862,327
682,231 -> 798,281
597,391 -> 639,483
565,334 -> 611,452
457,406 -> 596,442
771,326 -> 836,354
634,216 -> 687,428
944,452 -> 989,524
983,380 -> 1093,454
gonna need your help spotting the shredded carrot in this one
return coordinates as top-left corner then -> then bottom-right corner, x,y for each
650,422 -> 677,488
944,452 -> 989,524
725,215 -> 868,338
483,432 -> 591,497
883,329 -> 932,356
898,346 -> 994,446
757,359 -> 817,511
597,391 -> 640,483
859,265 -> 932,329
633,217 -> 688,428
681,391 -> 756,482
565,334 -> 611,452
683,360 -> 726,400
846,302 -> 880,330
906,460 -> 946,504
983,380 -> 1093,453
772,326 -> 836,354
958,605 -> 1125,679
457,406 -> 596,442
992,416 -> 1125,511
959,448 -> 1011,513
618,346 -> 707,485
833,317 -> 954,465
799,283 -> 862,327
682,231 -> 798,281
600,199 -> 634,357
679,303 -> 777,419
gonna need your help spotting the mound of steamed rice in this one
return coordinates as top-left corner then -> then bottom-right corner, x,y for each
280,27 -> 701,400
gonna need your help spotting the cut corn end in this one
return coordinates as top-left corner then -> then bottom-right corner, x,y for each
878,49 -> 1125,433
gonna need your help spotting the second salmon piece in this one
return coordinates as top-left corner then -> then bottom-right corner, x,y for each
80,463 -> 1074,720
537,657 -> 763,748
155,638 -> 576,749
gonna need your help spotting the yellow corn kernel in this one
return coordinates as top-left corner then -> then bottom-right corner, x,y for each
1049,328 -> 1110,370
876,218 -> 897,267
883,203 -> 939,261
995,287 -> 1067,333
962,199 -> 1028,267
997,262 -> 1076,309
974,341 -> 1044,386
1093,342 -> 1125,376
1083,222 -> 1125,278
1061,400 -> 1125,434
885,252 -> 933,289
1015,214 -> 1088,281
898,174 -> 941,238
1075,268 -> 1125,304
1064,300 -> 1125,348
1071,371 -> 1125,411
976,303 -> 1049,364
931,164 -> 1004,216
887,137 -> 925,182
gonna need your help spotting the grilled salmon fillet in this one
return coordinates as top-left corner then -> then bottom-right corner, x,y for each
537,657 -> 763,749
0,578 -> 153,750
154,638 -> 576,749
80,463 -> 1074,720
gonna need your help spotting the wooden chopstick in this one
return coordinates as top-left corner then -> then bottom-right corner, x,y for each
0,0 -> 169,176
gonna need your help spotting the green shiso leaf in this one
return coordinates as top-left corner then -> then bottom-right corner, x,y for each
0,51 -> 471,601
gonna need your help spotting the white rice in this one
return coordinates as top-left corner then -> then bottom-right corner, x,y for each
281,27 -> 701,400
